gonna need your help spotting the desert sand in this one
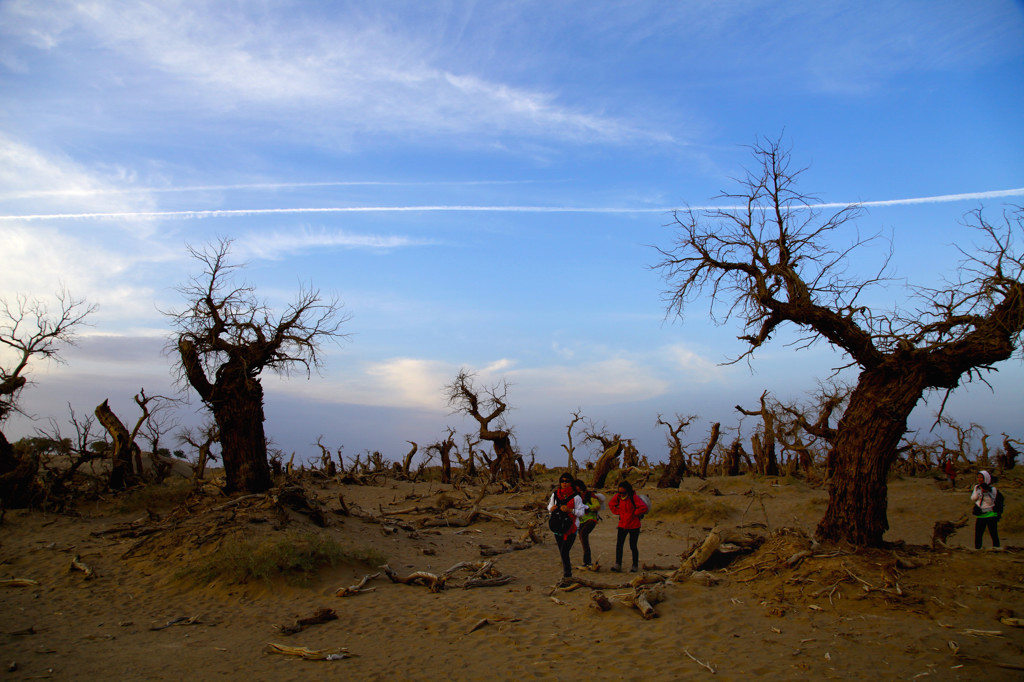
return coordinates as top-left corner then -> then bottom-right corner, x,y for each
1,470 -> 1022,681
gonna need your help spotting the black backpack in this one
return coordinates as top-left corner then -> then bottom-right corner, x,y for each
548,491 -> 574,534
994,490 -> 1005,516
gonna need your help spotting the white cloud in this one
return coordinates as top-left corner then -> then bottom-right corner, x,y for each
0,1 -> 657,144
663,344 -> 723,383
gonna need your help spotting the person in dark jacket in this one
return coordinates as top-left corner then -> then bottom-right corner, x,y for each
608,479 -> 648,572
548,473 -> 585,579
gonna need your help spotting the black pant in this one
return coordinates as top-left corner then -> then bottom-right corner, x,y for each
578,520 -> 597,565
554,531 -> 577,577
615,527 -> 640,567
975,516 -> 1000,549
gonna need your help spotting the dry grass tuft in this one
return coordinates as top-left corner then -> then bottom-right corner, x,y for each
180,532 -> 386,586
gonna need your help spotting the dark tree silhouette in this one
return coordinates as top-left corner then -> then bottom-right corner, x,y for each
655,136 -> 1024,546
444,369 -> 521,487
0,289 -> 95,507
655,413 -> 696,488
167,240 -> 348,494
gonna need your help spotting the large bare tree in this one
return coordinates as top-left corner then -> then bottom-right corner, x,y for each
444,369 -> 521,486
0,289 -> 95,507
655,137 -> 1024,546
167,240 -> 348,494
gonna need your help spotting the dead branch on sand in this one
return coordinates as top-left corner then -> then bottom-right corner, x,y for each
335,572 -> 381,597
265,643 -> 352,661
275,607 -> 338,635
381,560 -> 514,592
931,516 -> 969,548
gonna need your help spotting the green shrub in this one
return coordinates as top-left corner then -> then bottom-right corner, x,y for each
183,532 -> 386,586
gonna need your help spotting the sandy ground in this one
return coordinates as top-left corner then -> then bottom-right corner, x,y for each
1,471 -> 1022,681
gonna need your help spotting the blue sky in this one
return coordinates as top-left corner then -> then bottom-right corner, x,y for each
2,1 -> 1023,466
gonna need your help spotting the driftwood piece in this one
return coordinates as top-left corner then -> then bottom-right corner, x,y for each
336,572 -> 382,597
381,560 -> 512,592
382,564 -> 447,592
590,590 -> 613,612
619,584 -> 666,620
275,607 -> 338,635
265,643 -> 352,661
0,578 -> 40,588
670,528 -> 722,582
69,555 -> 95,579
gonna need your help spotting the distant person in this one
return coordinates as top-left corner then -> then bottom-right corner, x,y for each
573,478 -> 602,568
943,458 -> 957,489
608,479 -> 649,572
971,470 -> 1001,550
548,473 -> 585,579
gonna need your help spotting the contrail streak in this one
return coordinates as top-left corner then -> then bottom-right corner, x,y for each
0,179 -> 546,200
0,188 -> 1021,221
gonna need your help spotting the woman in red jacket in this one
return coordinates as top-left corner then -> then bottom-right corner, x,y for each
608,480 -> 648,572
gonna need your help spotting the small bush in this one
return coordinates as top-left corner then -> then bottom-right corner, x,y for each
116,480 -> 192,514
184,532 -> 385,586
649,494 -> 736,524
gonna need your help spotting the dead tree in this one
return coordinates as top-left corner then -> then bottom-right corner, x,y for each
722,438 -> 745,477
400,441 -> 419,479
777,383 -> 847,481
445,370 -> 519,487
696,422 -> 721,479
1,289 -> 95,507
656,413 -> 696,488
998,434 -> 1020,470
736,391 -> 780,476
427,428 -> 457,484
655,135 -> 1024,546
167,239 -> 348,494
584,425 -> 622,489
561,409 -> 585,478
176,421 -> 220,483
36,404 -> 105,501
621,439 -> 640,469
315,436 -> 338,477
454,435 -> 479,479
94,399 -> 141,490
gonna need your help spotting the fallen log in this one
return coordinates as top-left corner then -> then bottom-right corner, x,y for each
670,528 -> 722,582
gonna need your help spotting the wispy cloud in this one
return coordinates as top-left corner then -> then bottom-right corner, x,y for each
4,188 -> 1021,222
1,0 -> 657,144
233,227 -> 435,260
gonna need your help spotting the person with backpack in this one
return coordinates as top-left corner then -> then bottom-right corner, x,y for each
971,470 -> 1002,550
573,478 -> 602,568
608,479 -> 649,573
548,473 -> 586,579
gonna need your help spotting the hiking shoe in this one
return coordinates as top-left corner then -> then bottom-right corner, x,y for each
610,564 -> 621,572
630,565 -> 639,573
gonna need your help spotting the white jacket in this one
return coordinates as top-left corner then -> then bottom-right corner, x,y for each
548,492 -> 586,532
971,485 -> 999,513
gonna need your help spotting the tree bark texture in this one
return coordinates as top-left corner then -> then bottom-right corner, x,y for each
179,340 -> 272,493
815,365 -> 934,545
